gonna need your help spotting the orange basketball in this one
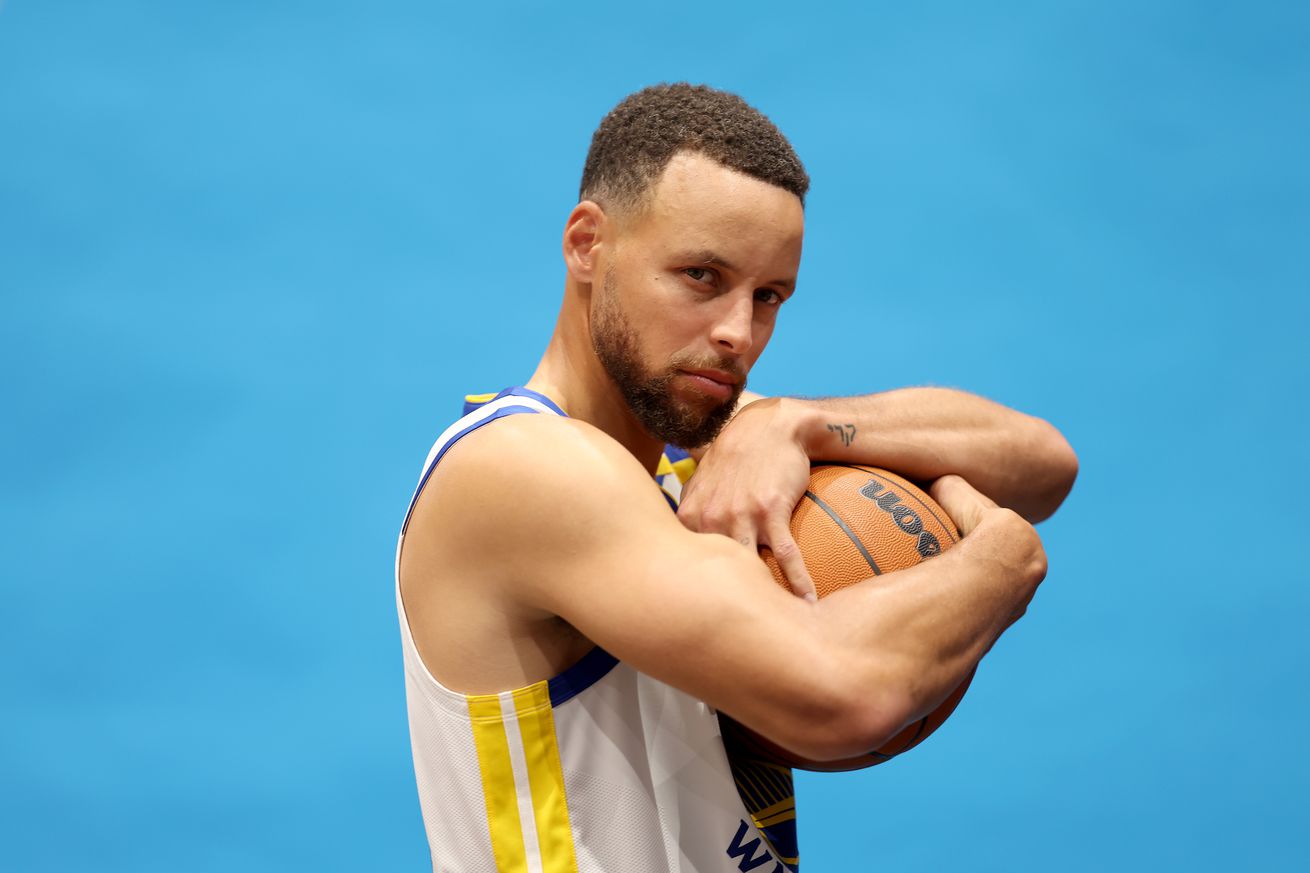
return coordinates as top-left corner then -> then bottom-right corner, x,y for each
720,464 -> 973,772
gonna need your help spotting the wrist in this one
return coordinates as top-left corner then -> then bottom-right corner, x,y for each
777,397 -> 827,456
786,398 -> 865,460
966,510 -> 1048,589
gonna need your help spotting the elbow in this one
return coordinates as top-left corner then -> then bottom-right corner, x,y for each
831,688 -> 918,759
1048,423 -> 1080,495
765,669 -> 918,763
1023,418 -> 1079,523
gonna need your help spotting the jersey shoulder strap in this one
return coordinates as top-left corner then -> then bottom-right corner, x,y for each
400,386 -> 567,536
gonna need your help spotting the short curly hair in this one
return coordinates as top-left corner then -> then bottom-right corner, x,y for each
579,83 -> 809,213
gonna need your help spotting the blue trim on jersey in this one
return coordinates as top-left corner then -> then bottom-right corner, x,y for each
499,385 -> 567,416
400,403 -> 541,535
430,404 -> 540,472
463,386 -> 567,417
461,396 -> 490,416
761,821 -> 799,872
410,388 -> 648,710
547,645 -> 620,708
662,444 -> 693,463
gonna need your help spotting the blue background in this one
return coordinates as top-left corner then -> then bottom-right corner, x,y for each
3,1 -> 1307,870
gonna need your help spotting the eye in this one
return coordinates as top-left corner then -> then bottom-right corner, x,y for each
684,267 -> 716,285
755,288 -> 785,307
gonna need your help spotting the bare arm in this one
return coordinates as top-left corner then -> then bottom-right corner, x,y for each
787,389 -> 1077,522
696,388 -> 1077,523
678,388 -> 1075,594
430,413 -> 1046,762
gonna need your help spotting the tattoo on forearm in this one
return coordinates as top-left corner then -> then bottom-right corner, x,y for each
827,423 -> 857,447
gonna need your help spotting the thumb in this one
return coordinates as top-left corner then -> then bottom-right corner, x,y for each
929,474 -> 996,537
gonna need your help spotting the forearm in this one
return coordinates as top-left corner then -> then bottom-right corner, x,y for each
815,509 -> 1046,745
781,388 -> 1078,522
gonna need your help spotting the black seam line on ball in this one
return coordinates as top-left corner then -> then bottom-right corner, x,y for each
826,463 -> 959,545
802,490 -> 882,576
903,716 -> 929,751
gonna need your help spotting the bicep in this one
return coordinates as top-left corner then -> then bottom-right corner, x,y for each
511,439 -> 806,688
464,417 -> 832,735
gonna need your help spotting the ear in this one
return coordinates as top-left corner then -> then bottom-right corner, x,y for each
562,200 -> 606,284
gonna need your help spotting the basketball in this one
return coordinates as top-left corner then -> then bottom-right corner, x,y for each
720,464 -> 973,772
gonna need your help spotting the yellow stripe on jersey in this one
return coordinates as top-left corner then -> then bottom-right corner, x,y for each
751,795 -> 796,827
465,392 -> 499,404
655,454 -> 674,478
468,694 -> 528,872
669,456 -> 697,485
755,806 -> 797,828
728,755 -> 798,868
512,684 -> 580,873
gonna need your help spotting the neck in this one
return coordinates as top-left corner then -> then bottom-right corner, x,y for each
525,279 -> 667,475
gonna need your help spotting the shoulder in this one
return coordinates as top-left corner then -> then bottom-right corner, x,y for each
406,412 -> 675,575
432,411 -> 652,501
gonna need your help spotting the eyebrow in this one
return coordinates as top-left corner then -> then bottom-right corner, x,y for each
679,249 -> 796,291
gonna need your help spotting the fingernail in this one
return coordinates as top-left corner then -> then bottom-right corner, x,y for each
804,593 -> 817,604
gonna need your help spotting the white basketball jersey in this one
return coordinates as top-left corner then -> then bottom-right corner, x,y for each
396,387 -> 800,873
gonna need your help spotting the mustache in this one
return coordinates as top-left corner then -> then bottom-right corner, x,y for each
667,354 -> 746,384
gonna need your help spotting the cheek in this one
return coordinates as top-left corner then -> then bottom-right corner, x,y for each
752,313 -> 778,351
616,266 -> 679,320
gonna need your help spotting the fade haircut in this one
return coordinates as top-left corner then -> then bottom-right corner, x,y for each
579,83 -> 809,215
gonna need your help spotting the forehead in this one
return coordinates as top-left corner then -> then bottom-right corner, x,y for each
624,152 -> 804,265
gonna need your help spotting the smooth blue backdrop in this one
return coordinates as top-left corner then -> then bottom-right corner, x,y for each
3,1 -> 1307,870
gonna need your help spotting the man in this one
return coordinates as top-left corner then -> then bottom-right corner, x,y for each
396,83 -> 1076,872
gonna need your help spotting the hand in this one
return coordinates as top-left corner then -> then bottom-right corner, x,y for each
677,398 -> 818,601
929,474 -> 998,536
931,474 -> 1047,625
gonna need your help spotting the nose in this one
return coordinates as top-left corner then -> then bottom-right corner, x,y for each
709,292 -> 754,357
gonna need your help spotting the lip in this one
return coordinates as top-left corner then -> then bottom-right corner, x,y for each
678,369 -> 739,400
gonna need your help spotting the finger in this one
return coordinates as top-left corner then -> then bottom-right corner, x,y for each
696,502 -> 735,536
929,474 -> 993,536
675,500 -> 701,531
764,522 -> 816,603
676,487 -> 713,532
730,521 -> 757,555
677,475 -> 699,507
932,474 -> 998,510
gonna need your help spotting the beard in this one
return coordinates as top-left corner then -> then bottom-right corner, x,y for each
590,269 -> 745,449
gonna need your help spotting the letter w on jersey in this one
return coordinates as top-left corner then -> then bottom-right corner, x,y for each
726,820 -> 785,873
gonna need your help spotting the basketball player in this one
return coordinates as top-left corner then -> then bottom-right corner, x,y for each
396,84 -> 1077,872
